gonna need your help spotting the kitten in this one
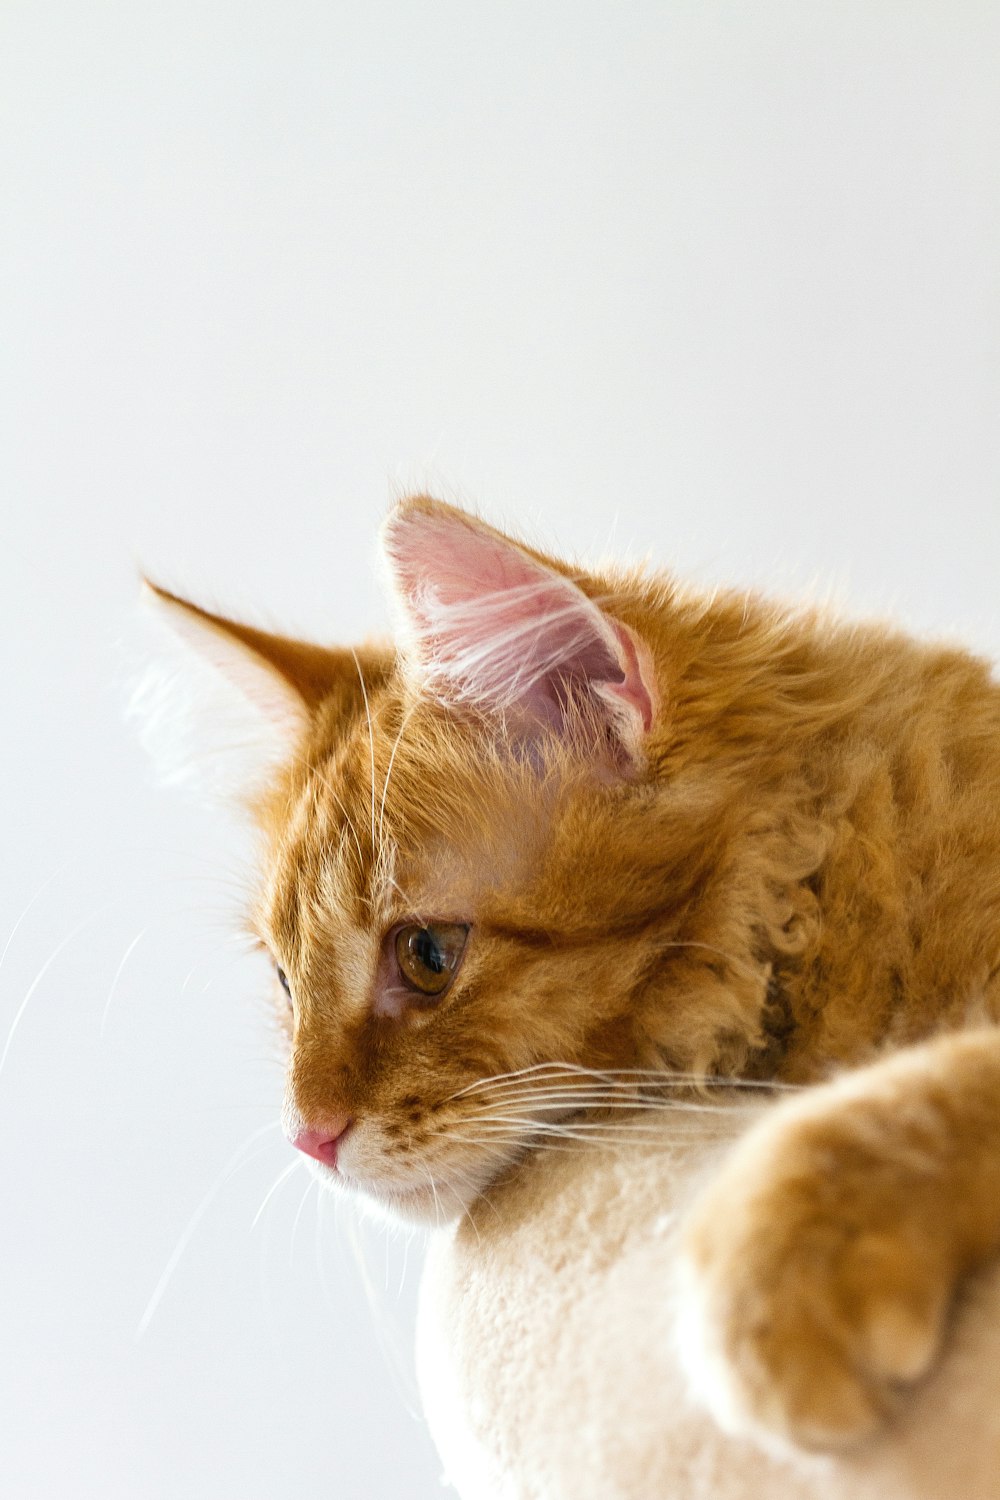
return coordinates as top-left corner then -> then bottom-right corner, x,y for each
138,495 -> 1000,1455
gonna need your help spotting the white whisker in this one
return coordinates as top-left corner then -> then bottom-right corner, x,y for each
460,1095 -> 744,1118
377,699 -> 419,849
456,1111 -> 696,1134
440,1118 -> 731,1149
444,1177 -> 483,1248
100,926 -> 149,1038
0,860 -> 71,985
136,1120 -> 281,1339
315,1185 -> 340,1321
250,1157 -> 302,1230
397,1224 -> 414,1297
289,1177 -> 317,1266
350,648 -> 378,858
0,910 -> 98,1086
447,1059 -> 797,1102
425,1164 -> 444,1228
342,1203 -> 421,1408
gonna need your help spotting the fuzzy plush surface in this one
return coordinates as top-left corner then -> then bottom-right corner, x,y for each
417,1110 -> 1000,1500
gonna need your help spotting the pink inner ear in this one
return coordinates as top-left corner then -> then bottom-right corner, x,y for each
383,505 -> 655,747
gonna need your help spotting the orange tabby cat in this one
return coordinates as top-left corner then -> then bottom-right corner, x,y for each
140,495 -> 1000,1458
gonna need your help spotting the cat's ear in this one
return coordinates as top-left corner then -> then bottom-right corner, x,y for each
132,582 -> 323,800
381,497 -> 657,766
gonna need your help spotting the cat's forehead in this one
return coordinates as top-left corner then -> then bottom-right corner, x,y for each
257,693 -> 566,956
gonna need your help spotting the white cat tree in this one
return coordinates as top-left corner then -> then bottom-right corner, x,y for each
417,1111 -> 1000,1500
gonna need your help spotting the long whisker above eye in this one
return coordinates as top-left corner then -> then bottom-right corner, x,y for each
350,648 -> 378,860
377,698 -> 419,850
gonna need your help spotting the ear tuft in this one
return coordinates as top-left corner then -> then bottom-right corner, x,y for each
380,498 -> 656,762
131,581 -> 312,802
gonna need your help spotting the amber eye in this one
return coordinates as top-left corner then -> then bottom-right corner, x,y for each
394,923 -> 468,998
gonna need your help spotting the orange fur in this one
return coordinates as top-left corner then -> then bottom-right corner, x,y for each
141,495 -> 1000,1451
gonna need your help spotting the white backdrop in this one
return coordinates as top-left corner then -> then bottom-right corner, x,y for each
3,5 -> 999,1498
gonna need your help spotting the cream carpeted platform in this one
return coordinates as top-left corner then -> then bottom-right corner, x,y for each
418,1108 -> 1000,1500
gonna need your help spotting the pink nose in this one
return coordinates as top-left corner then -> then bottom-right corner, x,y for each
291,1119 -> 352,1168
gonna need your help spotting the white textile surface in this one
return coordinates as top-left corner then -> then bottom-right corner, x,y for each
418,1108 -> 1000,1500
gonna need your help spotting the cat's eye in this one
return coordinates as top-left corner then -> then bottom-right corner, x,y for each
276,964 -> 292,1003
394,923 -> 468,998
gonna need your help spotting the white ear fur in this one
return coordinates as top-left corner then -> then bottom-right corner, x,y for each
130,582 -> 310,801
380,501 -> 657,761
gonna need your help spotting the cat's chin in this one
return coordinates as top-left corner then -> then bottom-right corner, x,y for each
360,1181 -> 467,1229
347,1173 -> 477,1229
302,1156 -> 493,1229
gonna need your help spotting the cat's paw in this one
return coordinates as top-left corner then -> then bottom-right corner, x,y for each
675,1082 -> 956,1455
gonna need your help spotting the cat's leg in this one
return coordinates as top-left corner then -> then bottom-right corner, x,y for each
675,1027 -> 1000,1455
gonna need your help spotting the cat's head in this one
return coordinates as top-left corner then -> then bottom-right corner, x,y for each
138,497 -> 686,1224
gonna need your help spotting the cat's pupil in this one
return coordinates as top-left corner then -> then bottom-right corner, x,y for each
413,929 -> 445,974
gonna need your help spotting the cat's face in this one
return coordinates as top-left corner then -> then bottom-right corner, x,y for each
257,686 -> 669,1223
140,497 -> 664,1224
